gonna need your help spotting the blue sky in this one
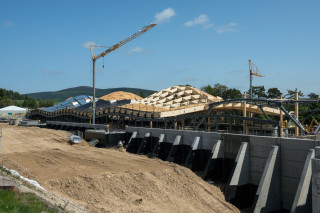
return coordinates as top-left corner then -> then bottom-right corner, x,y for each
1,0 -> 319,96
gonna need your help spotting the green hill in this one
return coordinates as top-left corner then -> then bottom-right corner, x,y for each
26,86 -> 156,102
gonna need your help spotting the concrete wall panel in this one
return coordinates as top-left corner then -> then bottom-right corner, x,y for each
201,132 -> 221,150
281,161 -> 305,179
164,129 -> 182,143
150,128 -> 165,137
182,131 -> 201,146
222,134 -> 249,159
138,128 -> 151,137
281,176 -> 300,210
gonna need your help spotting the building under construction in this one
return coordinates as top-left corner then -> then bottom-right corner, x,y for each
27,85 -> 320,138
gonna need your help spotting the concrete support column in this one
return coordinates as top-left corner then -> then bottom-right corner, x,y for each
294,89 -> 299,137
203,140 -> 223,179
291,149 -> 314,213
253,146 -> 282,213
226,142 -> 250,208
243,93 -> 247,135
150,134 -> 165,158
312,146 -> 320,213
184,136 -> 201,167
137,132 -> 151,154
166,135 -> 181,162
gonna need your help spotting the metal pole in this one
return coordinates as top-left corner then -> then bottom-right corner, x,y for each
92,59 -> 96,124
243,92 -> 247,134
249,60 -> 253,98
294,89 -> 299,137
250,73 -> 253,98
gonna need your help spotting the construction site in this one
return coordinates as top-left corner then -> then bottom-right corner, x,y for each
1,19 -> 320,213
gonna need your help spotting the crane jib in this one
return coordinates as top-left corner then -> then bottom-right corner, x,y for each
94,23 -> 156,60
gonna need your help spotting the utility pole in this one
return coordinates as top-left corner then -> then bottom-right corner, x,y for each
89,23 -> 156,124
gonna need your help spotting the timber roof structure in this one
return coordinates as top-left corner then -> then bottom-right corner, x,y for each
121,85 -> 282,117
99,91 -> 143,101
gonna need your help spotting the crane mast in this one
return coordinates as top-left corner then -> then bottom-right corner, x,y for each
249,59 -> 264,98
89,23 -> 156,124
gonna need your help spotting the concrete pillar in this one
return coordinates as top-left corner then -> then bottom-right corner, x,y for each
150,121 -> 153,128
294,89 -> 299,137
228,142 -> 250,185
243,93 -> 247,135
226,142 -> 250,208
184,136 -> 201,167
253,146 -> 282,213
137,132 -> 151,154
291,149 -> 314,213
126,131 -> 137,150
150,134 -> 165,158
203,140 -> 223,179
166,135 -> 181,162
312,146 -> 320,213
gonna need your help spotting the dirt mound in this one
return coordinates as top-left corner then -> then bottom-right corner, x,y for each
0,123 -> 239,213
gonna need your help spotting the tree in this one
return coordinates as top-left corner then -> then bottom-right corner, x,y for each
22,99 -> 38,109
138,91 -> 146,98
201,83 -> 242,100
0,97 -> 13,108
201,85 -> 214,96
223,88 -> 242,100
308,93 -> 319,99
267,88 -> 282,99
285,89 -> 304,99
201,83 -> 228,97
250,86 -> 267,98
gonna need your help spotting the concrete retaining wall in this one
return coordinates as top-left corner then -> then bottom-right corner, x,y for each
126,126 -> 320,211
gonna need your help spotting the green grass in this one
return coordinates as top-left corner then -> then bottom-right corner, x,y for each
0,190 -> 58,213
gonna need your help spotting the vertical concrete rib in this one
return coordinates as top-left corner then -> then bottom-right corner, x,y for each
184,136 -> 200,167
226,142 -> 250,208
253,145 -> 282,213
203,140 -> 222,179
228,142 -> 250,186
137,132 -> 150,154
126,131 -> 137,150
150,134 -> 165,158
291,149 -> 314,213
166,135 -> 181,162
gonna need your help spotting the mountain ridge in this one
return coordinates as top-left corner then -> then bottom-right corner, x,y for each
26,86 -> 156,102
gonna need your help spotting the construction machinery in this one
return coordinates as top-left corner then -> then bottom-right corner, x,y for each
305,118 -> 319,133
89,23 -> 156,124
249,59 -> 264,98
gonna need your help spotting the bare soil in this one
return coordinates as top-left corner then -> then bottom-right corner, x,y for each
0,123 -> 239,213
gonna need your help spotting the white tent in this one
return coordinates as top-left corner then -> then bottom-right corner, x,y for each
0,105 -> 27,115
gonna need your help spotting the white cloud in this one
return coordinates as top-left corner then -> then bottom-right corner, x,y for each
184,14 -> 214,29
154,8 -> 176,24
215,22 -> 239,34
43,70 -> 63,75
82,41 -> 96,49
3,21 -> 13,27
128,47 -> 143,54
127,46 -> 148,55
